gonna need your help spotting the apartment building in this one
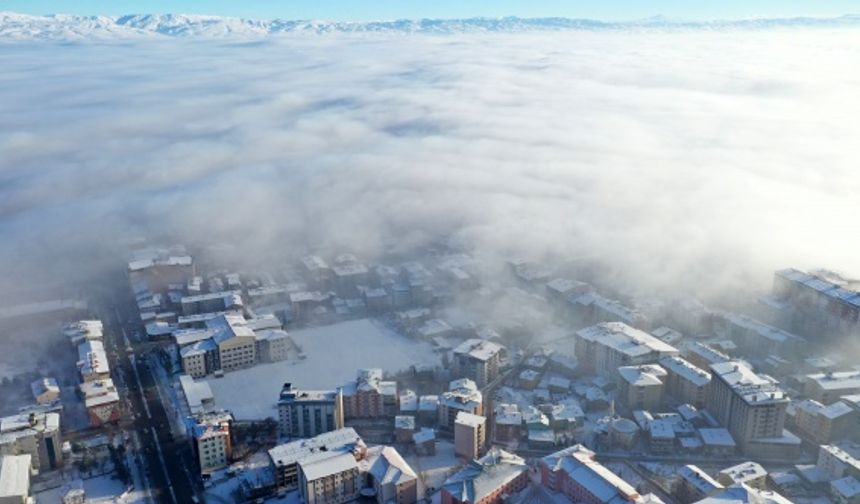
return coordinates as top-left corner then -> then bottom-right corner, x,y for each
677,465 -> 723,504
189,411 -> 233,474
707,361 -> 790,455
617,364 -> 667,411
681,342 -> 731,372
268,428 -> 365,491
441,449 -> 528,504
452,339 -> 504,388
438,379 -> 483,431
212,314 -> 257,372
299,452 -> 361,504
80,379 -> 121,427
539,444 -> 644,504
77,340 -> 110,382
806,372 -> 860,405
0,412 -> 61,473
574,322 -> 679,377
773,268 -> 860,332
278,383 -> 344,439
341,369 -> 397,419
364,445 -> 419,504
792,399 -> 855,445
454,412 -> 486,461
659,356 -> 712,409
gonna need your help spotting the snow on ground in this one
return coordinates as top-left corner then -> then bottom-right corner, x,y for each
34,473 -> 145,503
206,318 -> 441,420
404,440 -> 461,496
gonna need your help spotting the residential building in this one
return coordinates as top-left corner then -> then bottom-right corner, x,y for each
180,339 -> 217,378
574,322 -> 678,377
441,449 -> 529,504
715,311 -> 806,357
394,416 -> 416,445
817,444 -> 860,481
79,379 -> 121,427
454,412 -> 486,461
77,340 -> 110,382
128,253 -> 194,294
439,379 -> 483,431
0,412 -> 61,473
693,484 -> 793,504
718,461 -> 767,489
806,372 -> 860,405
188,411 -> 233,474
698,428 -> 736,457
660,356 -> 711,409
342,369 -> 397,419
617,364 -> 666,411
299,452 -> 361,504
278,383 -> 344,439
678,465 -> 724,504
707,361 -> 790,454
493,404 -> 522,445
773,268 -> 860,333
254,329 -> 290,363
211,314 -> 257,372
268,428 -> 365,491
0,454 -> 31,504
179,290 -> 243,316
539,444 -> 643,503
29,378 -> 59,405
362,446 -> 419,504
413,429 -> 436,456
792,399 -> 855,445
452,339 -> 504,388
63,320 -> 103,345
681,342 -> 731,372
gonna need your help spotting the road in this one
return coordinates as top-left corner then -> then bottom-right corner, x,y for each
95,271 -> 203,504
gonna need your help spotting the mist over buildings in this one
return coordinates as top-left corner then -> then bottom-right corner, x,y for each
0,28 -> 858,300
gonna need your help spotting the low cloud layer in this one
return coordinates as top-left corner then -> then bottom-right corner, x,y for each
1,28 -> 858,297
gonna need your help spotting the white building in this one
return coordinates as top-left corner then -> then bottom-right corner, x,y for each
438,379 -> 483,430
0,454 -> 31,504
0,412 -> 61,473
575,322 -> 679,377
278,383 -> 344,439
189,411 -> 233,474
452,339 -> 504,388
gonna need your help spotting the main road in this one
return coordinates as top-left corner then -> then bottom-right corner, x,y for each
94,269 -> 203,504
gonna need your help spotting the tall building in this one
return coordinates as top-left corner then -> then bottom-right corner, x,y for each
659,355 -> 712,409
452,339 -> 504,388
773,268 -> 860,333
341,369 -> 397,419
299,452 -> 361,504
617,364 -> 666,412
0,412 -> 61,473
441,449 -> 529,504
268,428 -> 365,491
438,379 -> 483,431
574,322 -> 678,377
454,412 -> 486,461
278,383 -> 344,439
188,410 -> 233,474
707,361 -> 789,453
211,314 -> 257,372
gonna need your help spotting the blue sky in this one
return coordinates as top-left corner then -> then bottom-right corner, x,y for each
3,0 -> 858,21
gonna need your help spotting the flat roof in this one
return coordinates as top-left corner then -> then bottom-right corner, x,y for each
0,454 -> 31,498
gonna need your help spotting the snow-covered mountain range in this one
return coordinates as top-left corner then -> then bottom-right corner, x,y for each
1,11 -> 859,40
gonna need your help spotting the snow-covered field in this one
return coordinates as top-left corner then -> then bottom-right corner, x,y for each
205,318 -> 441,420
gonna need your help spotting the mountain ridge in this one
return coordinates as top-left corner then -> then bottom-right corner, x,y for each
1,11 -> 859,40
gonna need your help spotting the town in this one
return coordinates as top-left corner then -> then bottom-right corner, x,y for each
1,242 -> 858,504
